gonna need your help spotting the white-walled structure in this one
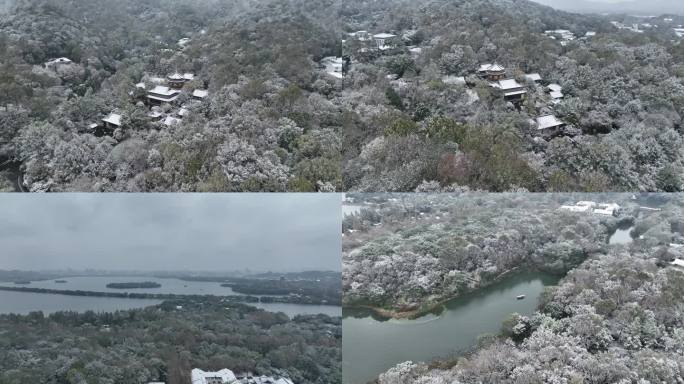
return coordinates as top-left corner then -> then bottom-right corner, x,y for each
560,201 -> 620,216
191,369 -> 295,384
191,369 -> 237,384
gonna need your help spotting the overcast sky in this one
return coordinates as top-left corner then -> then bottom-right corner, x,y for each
0,194 -> 341,272
530,0 -> 684,14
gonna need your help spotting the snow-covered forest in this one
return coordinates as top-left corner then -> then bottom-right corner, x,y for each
340,0 -> 684,192
0,298 -> 342,384
3,0 -> 684,191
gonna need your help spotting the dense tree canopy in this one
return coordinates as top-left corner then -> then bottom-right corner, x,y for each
0,298 -> 342,384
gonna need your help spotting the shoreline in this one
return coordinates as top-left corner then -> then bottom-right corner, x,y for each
0,285 -> 339,306
344,266 -> 552,320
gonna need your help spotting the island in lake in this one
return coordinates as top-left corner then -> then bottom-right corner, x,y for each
106,281 -> 161,289
13,281 -> 31,285
54,280 -> 67,283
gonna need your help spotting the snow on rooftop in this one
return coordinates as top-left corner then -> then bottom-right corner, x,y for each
550,90 -> 564,99
479,63 -> 505,72
149,86 -> 179,96
560,201 -> 619,215
536,115 -> 564,130
102,113 -> 121,126
191,369 -> 236,384
442,75 -> 466,85
168,73 -> 184,80
373,33 -> 396,39
672,259 -> 684,268
183,73 -> 195,81
497,79 -> 523,90
560,205 -> 591,213
525,73 -> 542,82
45,57 -> 72,65
548,83 -> 562,92
163,116 -> 181,126
192,89 -> 208,98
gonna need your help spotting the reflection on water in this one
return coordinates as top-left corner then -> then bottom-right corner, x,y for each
342,272 -> 560,384
609,225 -> 634,245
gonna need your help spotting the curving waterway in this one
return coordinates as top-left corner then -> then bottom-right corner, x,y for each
342,272 -> 560,384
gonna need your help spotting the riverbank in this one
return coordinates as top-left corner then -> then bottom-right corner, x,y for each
344,267 -> 541,320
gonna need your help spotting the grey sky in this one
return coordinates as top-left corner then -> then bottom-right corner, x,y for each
0,194 -> 341,272
530,0 -> 684,14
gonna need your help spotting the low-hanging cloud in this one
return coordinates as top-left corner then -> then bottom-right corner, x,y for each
0,194 -> 341,272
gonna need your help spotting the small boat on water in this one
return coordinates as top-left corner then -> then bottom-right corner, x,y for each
516,295 -> 526,300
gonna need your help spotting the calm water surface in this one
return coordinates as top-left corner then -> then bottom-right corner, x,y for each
0,276 -> 341,317
609,225 -> 635,245
342,272 -> 560,384
0,290 -> 161,315
0,275 -> 240,295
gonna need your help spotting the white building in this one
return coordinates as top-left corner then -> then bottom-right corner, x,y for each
560,201 -> 620,216
44,57 -> 72,70
147,86 -> 181,104
373,33 -> 397,50
348,30 -> 371,42
193,89 -> 209,100
102,113 -> 122,129
547,83 -> 564,103
672,259 -> 684,269
492,78 -> 527,101
525,73 -> 542,83
191,369 -> 237,384
163,116 -> 181,126
594,203 -> 620,216
238,375 -> 294,384
545,29 -> 576,43
535,115 -> 565,136
408,47 -> 422,57
478,63 -> 506,81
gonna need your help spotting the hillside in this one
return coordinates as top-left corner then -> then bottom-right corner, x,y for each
340,0 -> 684,192
2,0 -> 684,192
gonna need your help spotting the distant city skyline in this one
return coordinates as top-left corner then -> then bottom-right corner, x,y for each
0,194 -> 341,272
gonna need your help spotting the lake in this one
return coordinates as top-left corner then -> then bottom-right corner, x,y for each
0,275 -> 241,296
0,275 -> 342,318
342,272 -> 560,384
0,290 -> 161,315
609,224 -> 634,245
